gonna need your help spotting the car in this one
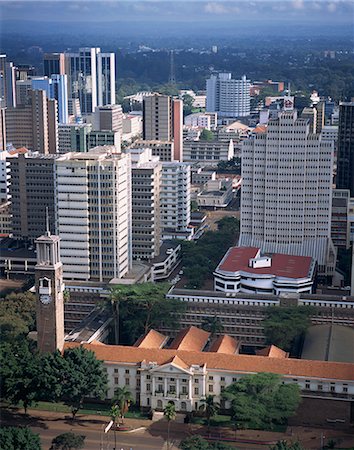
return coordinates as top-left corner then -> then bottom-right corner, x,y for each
179,270 -> 184,275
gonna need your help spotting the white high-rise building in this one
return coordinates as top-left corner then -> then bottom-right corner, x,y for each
206,73 -> 250,118
160,162 -> 191,234
56,147 -> 131,282
240,108 -> 336,277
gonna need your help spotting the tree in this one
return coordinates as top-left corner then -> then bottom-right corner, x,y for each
270,441 -> 304,450
0,426 -> 41,450
201,316 -> 223,337
110,404 -> 120,450
0,340 -> 41,413
182,94 -> 194,116
38,350 -> 67,402
200,395 -> 220,434
50,432 -> 85,450
0,291 -> 36,342
217,216 -> 240,234
62,347 -> 107,419
200,129 -> 214,141
112,386 -> 134,424
263,306 -> 315,352
222,373 -> 301,430
164,402 -> 176,450
180,435 -> 210,450
110,283 -> 185,345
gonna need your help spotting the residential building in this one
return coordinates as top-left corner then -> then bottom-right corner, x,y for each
8,152 -> 57,241
56,147 -> 131,282
183,139 -> 234,166
43,52 -> 66,77
130,148 -> 161,260
337,102 -> 354,196
331,189 -> 350,249
214,247 -> 316,295
240,108 -> 336,278
160,162 -> 191,235
142,94 -> 183,161
94,104 -> 123,133
206,73 -> 250,118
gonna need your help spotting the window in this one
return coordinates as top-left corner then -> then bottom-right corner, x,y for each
221,377 -> 225,382
114,369 -> 119,374
125,378 -> 130,386
182,386 -> 187,394
208,385 -> 214,393
146,383 -> 151,392
125,369 -> 130,374
146,375 -> 151,380
194,378 -> 199,384
317,384 -> 323,391
232,378 -> 237,382
330,385 -> 335,392
114,377 -> 119,384
181,402 -> 187,410
343,386 -> 348,393
194,387 -> 199,395
170,378 -> 175,382
208,376 -> 214,381
157,400 -> 163,409
305,383 -> 310,390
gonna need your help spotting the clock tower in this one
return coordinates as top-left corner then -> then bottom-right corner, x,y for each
35,228 -> 65,353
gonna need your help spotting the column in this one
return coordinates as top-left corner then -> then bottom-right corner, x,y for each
152,376 -> 156,395
164,377 -> 168,397
176,378 -> 180,398
202,375 -> 206,397
189,378 -> 193,400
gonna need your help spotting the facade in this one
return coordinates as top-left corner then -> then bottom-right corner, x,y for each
66,48 -> 116,114
0,55 -> 16,108
122,115 -> 142,142
160,162 -> 191,234
331,189 -> 350,249
8,153 -> 57,241
131,140 -> 174,162
214,247 -> 316,295
0,108 -> 5,151
94,104 -> 123,133
151,241 -> 181,280
0,201 -> 12,236
183,139 -> 234,165
240,109 -> 335,278
43,52 -> 65,77
58,123 -> 91,154
56,148 -> 132,282
206,73 -> 250,118
87,130 -> 121,151
143,94 -> 183,161
337,102 -> 354,196
130,148 -> 161,261
197,179 -> 233,208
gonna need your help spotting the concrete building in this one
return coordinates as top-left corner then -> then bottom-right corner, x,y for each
94,104 -> 123,133
206,73 -> 250,118
143,94 -> 183,161
8,152 -> 57,241
301,107 -> 317,133
58,123 -> 91,154
0,55 -> 16,108
240,108 -> 336,278
43,53 -> 66,77
87,130 -> 121,152
122,114 -> 142,143
331,189 -> 350,249
197,179 -> 233,209
6,89 -> 58,154
0,108 -> 6,151
321,125 -> 338,143
56,147 -> 131,282
131,140 -> 174,162
0,201 -> 12,236
184,112 -> 217,130
336,102 -> 354,196
151,241 -> 181,280
160,162 -> 191,236
130,148 -> 161,261
66,48 -> 116,114
183,139 -> 234,166
214,247 -> 316,295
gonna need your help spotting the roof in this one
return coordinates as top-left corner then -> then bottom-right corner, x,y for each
257,345 -> 289,359
64,341 -> 354,382
253,125 -> 267,133
134,330 -> 168,349
169,326 -> 210,352
209,335 -> 239,355
217,247 -> 313,280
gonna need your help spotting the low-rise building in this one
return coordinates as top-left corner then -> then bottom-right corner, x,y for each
183,139 -> 234,166
151,240 -> 181,280
130,140 -> 174,162
197,179 -> 233,208
214,247 -> 316,295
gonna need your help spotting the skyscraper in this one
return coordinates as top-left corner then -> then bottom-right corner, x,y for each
337,102 -> 354,196
66,48 -> 116,114
0,55 -> 16,108
240,108 -> 335,277
206,73 -> 250,118
143,94 -> 183,161
56,148 -> 131,282
43,52 -> 65,77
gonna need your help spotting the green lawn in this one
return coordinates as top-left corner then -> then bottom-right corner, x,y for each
190,414 -> 287,432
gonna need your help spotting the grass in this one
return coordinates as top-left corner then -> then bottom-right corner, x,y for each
190,414 -> 287,432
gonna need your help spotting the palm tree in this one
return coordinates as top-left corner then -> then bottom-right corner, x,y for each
163,402 -> 176,450
112,386 -> 134,424
200,395 -> 220,435
110,405 -> 120,450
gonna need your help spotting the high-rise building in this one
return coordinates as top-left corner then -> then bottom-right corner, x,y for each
301,107 -> 317,133
240,108 -> 335,277
66,48 -> 116,114
206,73 -> 250,118
331,189 -> 350,249
142,94 -> 183,161
43,52 -> 65,77
160,162 -> 191,235
0,108 -> 6,151
130,148 -> 161,260
6,90 -> 57,154
0,55 -> 16,108
315,101 -> 325,134
58,123 -> 91,154
337,102 -> 354,196
8,153 -> 57,241
87,130 -> 121,151
56,148 -> 131,282
94,104 -> 122,133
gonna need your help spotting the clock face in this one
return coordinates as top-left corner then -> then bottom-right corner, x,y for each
40,294 -> 52,305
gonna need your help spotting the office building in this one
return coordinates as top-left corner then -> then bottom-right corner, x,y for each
183,139 -> 234,166
43,52 -> 65,77
0,55 -> 16,108
240,108 -> 335,277
87,130 -> 121,151
160,162 -> 191,235
130,148 -> 161,260
0,108 -> 5,151
6,89 -> 58,154
301,107 -> 317,133
315,101 -> 325,134
8,153 -> 57,241
143,94 -> 183,161
66,48 -> 116,114
131,140 -> 174,162
94,104 -> 122,133
206,73 -> 250,118
56,148 -> 131,282
58,123 -> 91,154
331,189 -> 350,249
337,102 -> 354,196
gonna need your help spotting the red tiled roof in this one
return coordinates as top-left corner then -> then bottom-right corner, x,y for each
257,345 -> 289,359
218,247 -> 313,279
64,341 -> 354,381
169,326 -> 210,352
209,335 -> 239,355
134,330 -> 167,349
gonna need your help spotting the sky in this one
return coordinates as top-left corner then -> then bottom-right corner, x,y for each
0,0 -> 353,37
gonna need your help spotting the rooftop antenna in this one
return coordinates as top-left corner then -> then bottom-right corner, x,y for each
45,207 -> 50,237
168,50 -> 176,85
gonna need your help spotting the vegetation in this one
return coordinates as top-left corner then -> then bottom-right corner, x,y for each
217,157 -> 241,174
112,386 -> 134,424
199,395 -> 220,434
270,441 -> 304,450
164,401 -> 176,450
222,372 -> 301,430
199,129 -> 215,141
201,316 -> 223,337
0,291 -> 36,342
50,433 -> 85,450
180,435 -> 234,450
263,306 -> 315,352
0,426 -> 41,450
182,94 -> 194,116
109,283 -> 185,345
181,217 -> 239,289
